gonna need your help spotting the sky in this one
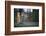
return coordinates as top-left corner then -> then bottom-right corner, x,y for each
23,8 -> 33,12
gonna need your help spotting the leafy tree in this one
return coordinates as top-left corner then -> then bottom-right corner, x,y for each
32,9 -> 39,22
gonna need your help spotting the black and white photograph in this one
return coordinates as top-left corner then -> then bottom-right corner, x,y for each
14,8 -> 39,27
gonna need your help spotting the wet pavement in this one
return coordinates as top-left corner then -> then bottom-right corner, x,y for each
14,21 -> 39,27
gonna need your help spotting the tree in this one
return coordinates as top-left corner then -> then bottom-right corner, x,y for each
32,9 -> 39,22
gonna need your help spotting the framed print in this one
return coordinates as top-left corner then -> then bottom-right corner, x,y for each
5,1 -> 45,35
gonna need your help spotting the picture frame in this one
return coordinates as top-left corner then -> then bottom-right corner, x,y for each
5,1 -> 45,35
